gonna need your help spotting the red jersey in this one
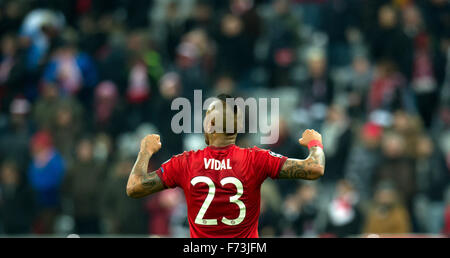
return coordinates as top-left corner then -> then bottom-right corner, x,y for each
156,144 -> 288,238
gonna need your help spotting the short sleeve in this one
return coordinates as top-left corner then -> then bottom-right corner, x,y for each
252,147 -> 288,180
156,154 -> 185,188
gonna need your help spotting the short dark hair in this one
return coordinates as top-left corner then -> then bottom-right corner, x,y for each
216,94 -> 238,114
213,94 -> 240,135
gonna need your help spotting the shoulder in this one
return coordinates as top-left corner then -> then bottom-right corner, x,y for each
234,145 -> 264,153
163,148 -> 204,164
234,145 -> 269,156
248,146 -> 265,152
247,146 -> 281,157
234,146 -> 273,161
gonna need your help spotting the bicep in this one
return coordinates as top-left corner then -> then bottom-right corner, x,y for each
278,159 -> 314,179
128,171 -> 166,198
141,171 -> 166,193
278,147 -> 325,180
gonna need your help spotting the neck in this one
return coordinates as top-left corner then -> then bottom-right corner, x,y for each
208,134 -> 236,147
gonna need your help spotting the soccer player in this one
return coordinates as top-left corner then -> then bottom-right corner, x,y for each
126,95 -> 325,238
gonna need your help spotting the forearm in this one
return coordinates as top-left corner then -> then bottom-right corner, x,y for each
126,151 -> 165,198
278,147 -> 325,180
131,151 -> 152,178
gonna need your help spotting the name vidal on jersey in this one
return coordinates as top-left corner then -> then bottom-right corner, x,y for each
204,158 -> 232,171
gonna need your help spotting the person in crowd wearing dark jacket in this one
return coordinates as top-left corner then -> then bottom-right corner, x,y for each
101,159 -> 147,235
0,160 -> 35,235
62,137 -> 106,235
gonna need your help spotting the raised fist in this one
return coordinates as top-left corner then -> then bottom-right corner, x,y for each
298,129 -> 322,147
140,134 -> 162,154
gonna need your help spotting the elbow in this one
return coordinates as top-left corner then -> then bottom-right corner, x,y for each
126,186 -> 140,199
126,187 -> 134,198
309,165 -> 325,180
318,165 -> 325,177
126,176 -> 143,198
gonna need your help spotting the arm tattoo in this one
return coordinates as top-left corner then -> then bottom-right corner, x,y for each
141,171 -> 164,190
278,147 -> 325,180
279,159 -> 312,179
127,151 -> 165,198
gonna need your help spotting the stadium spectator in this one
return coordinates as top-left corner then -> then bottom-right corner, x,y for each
414,134 -> 449,233
0,34 -> 27,112
183,0 -> 215,41
33,83 -> 60,130
0,97 -> 33,171
93,80 -> 127,137
345,122 -> 383,202
101,159 -> 147,235
173,30 -> 211,100
320,105 -> 352,182
363,182 -> 412,235
259,180 -> 283,236
390,110 -> 424,159
28,131 -> 66,234
152,72 -> 184,160
41,37 -> 98,105
402,5 -> 439,128
125,31 -> 163,107
264,0 -> 301,88
0,1 -> 26,35
367,59 -> 414,113
373,131 -> 417,229
281,182 -> 320,237
19,8 -> 65,70
324,180 -> 363,237
77,14 -> 108,58
0,160 -> 35,234
368,5 -> 413,79
343,53 -> 374,121
299,47 -> 335,118
62,137 -> 106,235
215,13 -> 254,85
49,99 -> 84,164
145,189 -> 183,236
320,0 -> 359,67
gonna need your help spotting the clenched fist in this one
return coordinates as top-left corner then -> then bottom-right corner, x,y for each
298,129 -> 322,147
140,134 -> 162,155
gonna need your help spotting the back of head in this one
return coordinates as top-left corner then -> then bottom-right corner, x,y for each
203,94 -> 243,146
205,94 -> 242,135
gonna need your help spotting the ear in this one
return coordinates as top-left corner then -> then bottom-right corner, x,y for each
204,116 -> 215,134
209,118 -> 216,133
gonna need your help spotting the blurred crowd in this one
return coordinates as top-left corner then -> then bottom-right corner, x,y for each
0,0 -> 449,237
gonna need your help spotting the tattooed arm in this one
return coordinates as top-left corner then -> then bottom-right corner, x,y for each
278,129 -> 325,180
126,134 -> 165,198
279,147 -> 325,180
